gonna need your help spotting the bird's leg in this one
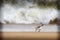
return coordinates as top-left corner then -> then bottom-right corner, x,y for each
35,24 -> 44,32
35,26 -> 41,32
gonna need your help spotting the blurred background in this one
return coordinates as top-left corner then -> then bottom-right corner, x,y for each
0,0 -> 60,32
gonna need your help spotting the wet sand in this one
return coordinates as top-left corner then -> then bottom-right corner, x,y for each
2,24 -> 58,32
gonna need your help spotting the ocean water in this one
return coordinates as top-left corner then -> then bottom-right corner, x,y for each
1,1 -> 58,24
0,0 -> 59,32
2,24 -> 58,32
